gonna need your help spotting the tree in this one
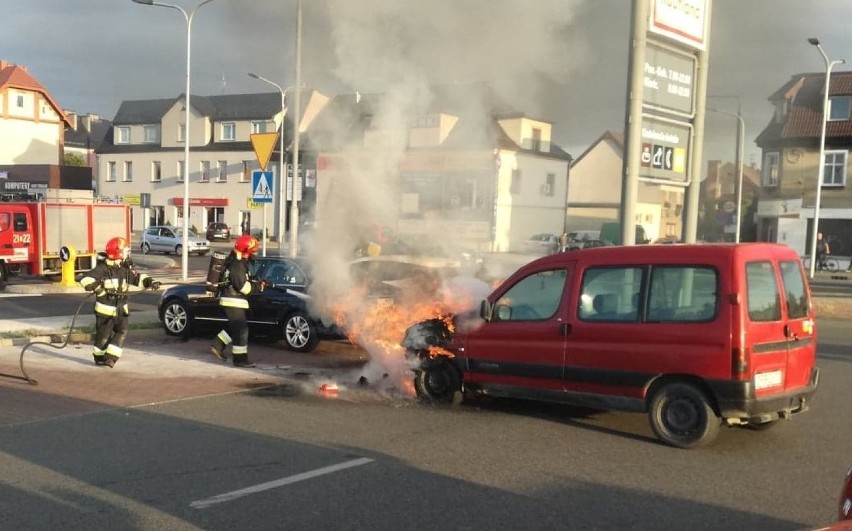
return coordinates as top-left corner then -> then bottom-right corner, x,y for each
63,153 -> 86,167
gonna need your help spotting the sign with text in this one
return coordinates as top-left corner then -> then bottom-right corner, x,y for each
643,43 -> 696,116
639,115 -> 691,184
648,0 -> 709,51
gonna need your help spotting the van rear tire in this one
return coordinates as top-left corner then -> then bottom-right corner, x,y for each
649,382 -> 720,449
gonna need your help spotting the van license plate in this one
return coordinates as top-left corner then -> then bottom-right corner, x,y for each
754,370 -> 783,390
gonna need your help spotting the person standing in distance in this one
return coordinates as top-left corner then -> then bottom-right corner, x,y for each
816,232 -> 830,271
210,235 -> 265,368
79,237 -> 161,368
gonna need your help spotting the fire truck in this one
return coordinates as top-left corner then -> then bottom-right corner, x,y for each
0,200 -> 131,289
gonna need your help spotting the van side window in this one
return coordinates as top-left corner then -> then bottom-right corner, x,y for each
13,213 -> 27,232
647,266 -> 717,322
746,262 -> 782,322
493,269 -> 567,321
578,267 -> 642,322
779,260 -> 809,319
0,213 -> 9,232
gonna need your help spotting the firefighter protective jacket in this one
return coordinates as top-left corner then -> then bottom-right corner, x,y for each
218,256 -> 258,309
79,255 -> 153,317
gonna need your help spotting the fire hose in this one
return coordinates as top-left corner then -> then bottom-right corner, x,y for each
16,286 -> 157,385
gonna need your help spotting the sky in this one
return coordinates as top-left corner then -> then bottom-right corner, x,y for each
4,0 -> 852,170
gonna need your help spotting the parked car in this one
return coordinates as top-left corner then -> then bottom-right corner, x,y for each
157,256 -> 342,352
141,226 -> 210,256
564,239 -> 612,251
205,222 -> 231,241
403,243 -> 818,449
523,233 -> 560,254
841,465 -> 852,521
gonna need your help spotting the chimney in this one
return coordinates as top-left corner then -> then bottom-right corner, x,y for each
0,60 -> 10,71
65,110 -> 78,130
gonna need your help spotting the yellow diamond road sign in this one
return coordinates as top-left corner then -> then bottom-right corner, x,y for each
250,132 -> 279,171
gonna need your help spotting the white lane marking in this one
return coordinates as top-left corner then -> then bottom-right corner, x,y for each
190,457 -> 375,509
0,293 -> 42,298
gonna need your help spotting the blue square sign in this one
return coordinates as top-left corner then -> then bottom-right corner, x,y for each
251,170 -> 274,204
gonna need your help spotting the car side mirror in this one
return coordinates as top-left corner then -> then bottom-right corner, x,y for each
479,299 -> 493,321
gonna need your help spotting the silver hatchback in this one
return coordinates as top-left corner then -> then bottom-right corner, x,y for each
140,226 -> 210,256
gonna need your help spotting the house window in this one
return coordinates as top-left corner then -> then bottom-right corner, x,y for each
200,160 -> 211,182
151,161 -> 162,182
116,126 -> 130,144
178,124 -> 185,142
107,161 -> 117,182
829,96 -> 851,121
823,150 -> 847,186
763,152 -> 779,187
242,160 -> 256,183
531,128 -> 542,151
543,172 -> 555,197
217,160 -> 228,182
16,94 -> 24,108
143,125 -> 159,143
222,122 -> 236,141
177,160 -> 185,182
510,169 -> 521,195
123,161 -> 133,182
251,121 -> 270,134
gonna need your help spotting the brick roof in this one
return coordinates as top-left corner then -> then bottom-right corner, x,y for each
757,71 -> 852,147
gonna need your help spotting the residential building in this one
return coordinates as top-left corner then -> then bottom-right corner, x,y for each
311,84 -> 573,253
699,159 -> 761,241
97,90 -> 329,235
0,60 -> 88,200
64,112 -> 111,188
567,131 -> 684,242
756,70 -> 852,257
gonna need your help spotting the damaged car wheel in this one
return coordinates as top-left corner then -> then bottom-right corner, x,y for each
414,358 -> 461,403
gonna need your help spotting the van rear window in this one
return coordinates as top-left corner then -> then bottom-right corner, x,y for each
647,267 -> 717,322
779,260 -> 809,319
746,262 -> 782,322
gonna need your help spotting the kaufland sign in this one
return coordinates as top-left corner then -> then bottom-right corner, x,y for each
648,0 -> 710,51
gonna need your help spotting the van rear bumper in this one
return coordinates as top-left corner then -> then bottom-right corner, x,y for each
708,367 -> 820,421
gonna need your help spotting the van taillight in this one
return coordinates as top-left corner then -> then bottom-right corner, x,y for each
732,347 -> 748,377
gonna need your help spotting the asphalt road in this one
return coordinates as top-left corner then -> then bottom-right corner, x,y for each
0,326 -> 850,529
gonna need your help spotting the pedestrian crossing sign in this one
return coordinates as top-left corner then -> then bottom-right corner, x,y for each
251,170 -> 274,203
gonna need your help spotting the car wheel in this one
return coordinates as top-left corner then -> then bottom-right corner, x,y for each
648,382 -> 720,449
282,311 -> 319,353
174,244 -> 182,256
161,297 -> 192,337
141,242 -> 150,254
414,358 -> 461,403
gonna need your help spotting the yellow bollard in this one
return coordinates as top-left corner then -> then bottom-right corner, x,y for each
59,245 -> 77,287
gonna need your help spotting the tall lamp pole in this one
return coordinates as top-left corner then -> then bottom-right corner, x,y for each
132,0 -> 218,281
707,104 -> 745,242
248,73 -> 300,254
807,38 -> 845,279
289,0 -> 303,258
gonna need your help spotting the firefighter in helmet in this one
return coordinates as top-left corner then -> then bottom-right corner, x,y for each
79,236 -> 161,367
210,234 -> 265,368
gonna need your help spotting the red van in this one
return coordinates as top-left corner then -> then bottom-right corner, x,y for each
404,243 -> 819,449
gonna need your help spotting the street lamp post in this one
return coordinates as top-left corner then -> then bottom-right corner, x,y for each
132,0 -> 217,281
248,74 -> 300,254
807,38 -> 845,279
707,104 -> 745,242
289,0 -> 303,259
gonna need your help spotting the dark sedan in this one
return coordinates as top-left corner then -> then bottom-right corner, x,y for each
157,256 -> 342,352
205,222 -> 231,241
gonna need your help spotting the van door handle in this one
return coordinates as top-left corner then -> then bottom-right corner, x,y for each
783,324 -> 791,338
560,323 -> 571,336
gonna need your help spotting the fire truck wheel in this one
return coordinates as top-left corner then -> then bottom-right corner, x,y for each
282,311 -> 319,353
0,265 -> 6,290
414,359 -> 461,403
161,297 -> 192,337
